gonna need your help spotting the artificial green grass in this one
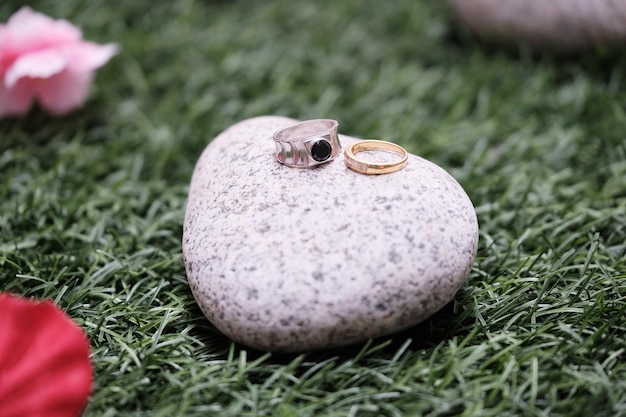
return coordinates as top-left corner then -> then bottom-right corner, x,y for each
1,0 -> 626,416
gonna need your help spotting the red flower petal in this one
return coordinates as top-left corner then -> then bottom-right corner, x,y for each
0,293 -> 93,417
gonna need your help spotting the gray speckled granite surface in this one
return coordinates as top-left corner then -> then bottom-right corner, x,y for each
183,116 -> 479,352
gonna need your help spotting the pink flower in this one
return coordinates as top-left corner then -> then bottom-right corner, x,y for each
0,292 -> 93,417
0,7 -> 117,117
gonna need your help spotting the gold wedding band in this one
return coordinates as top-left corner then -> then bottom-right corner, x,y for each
344,140 -> 408,175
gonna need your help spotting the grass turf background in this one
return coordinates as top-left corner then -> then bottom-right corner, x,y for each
1,1 -> 626,416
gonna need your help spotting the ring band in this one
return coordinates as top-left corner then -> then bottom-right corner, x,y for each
344,140 -> 408,175
273,119 -> 341,168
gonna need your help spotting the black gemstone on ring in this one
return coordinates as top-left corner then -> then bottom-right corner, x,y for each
311,140 -> 332,162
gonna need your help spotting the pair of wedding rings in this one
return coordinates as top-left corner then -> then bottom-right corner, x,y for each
272,119 -> 408,175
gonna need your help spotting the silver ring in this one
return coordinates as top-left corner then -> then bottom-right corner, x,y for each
273,119 -> 341,168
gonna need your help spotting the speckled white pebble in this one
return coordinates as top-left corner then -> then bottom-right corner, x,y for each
183,116 -> 479,352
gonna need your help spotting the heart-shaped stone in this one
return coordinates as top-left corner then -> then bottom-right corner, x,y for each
183,116 -> 478,352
